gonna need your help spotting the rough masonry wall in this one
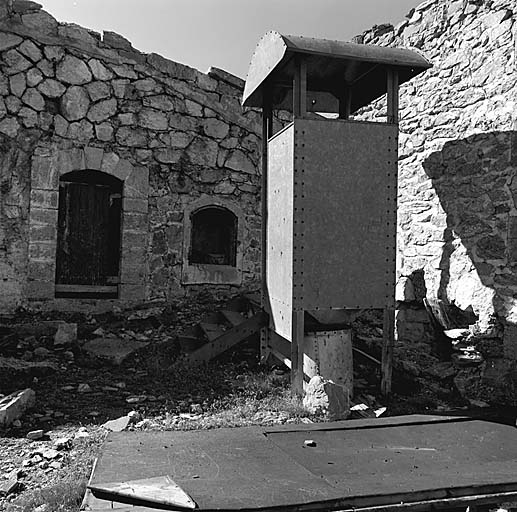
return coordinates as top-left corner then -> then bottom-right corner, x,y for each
0,0 -> 267,311
356,0 -> 517,398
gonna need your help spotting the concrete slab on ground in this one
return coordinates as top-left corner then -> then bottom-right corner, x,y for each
82,337 -> 149,365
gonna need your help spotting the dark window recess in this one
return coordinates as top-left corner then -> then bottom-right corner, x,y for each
55,170 -> 122,298
189,207 -> 237,266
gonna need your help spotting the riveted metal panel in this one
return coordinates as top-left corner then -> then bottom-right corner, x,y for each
267,124 -> 294,341
293,118 -> 397,310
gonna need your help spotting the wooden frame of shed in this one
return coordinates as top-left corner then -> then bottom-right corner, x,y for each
243,32 -> 431,396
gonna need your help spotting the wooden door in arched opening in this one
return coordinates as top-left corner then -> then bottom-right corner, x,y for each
55,170 -> 122,298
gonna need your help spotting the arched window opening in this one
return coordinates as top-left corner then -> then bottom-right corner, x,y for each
55,170 -> 122,298
189,207 -> 237,266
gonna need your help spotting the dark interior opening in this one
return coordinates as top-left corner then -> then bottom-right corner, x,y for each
189,206 -> 237,266
55,170 -> 122,298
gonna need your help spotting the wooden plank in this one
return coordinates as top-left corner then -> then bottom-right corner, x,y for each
381,308 -> 395,396
89,475 -> 196,509
187,311 -> 267,363
269,331 -> 291,361
221,310 -> 245,327
338,85 -> 352,120
353,346 -> 381,366
270,347 -> 292,370
341,491 -> 517,512
244,291 -> 261,308
199,322 -> 226,342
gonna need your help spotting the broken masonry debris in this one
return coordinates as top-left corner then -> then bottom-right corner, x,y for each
0,388 -> 35,426
53,436 -> 73,450
26,429 -> 44,440
102,415 -> 131,432
0,477 -> 18,496
82,337 -> 149,365
53,322 -> 77,349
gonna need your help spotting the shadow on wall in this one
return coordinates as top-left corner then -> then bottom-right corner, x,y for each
421,130 -> 517,403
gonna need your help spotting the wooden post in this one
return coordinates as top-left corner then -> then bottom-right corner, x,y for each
260,85 -> 273,362
338,85 -> 352,119
383,66 -> 399,395
293,56 -> 307,118
381,308 -> 395,396
387,68 -> 399,125
291,56 -> 307,396
291,309 -> 305,397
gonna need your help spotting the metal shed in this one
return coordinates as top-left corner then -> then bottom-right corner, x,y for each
243,32 -> 431,396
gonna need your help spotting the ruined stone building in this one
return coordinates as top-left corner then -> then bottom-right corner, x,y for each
1,0 -> 517,396
0,0 -> 279,312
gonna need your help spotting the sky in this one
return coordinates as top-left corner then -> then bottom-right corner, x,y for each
42,0 -> 420,79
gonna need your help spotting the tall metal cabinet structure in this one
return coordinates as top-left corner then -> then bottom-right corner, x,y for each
242,32 -> 431,395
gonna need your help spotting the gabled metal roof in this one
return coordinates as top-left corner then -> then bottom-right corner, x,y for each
242,31 -> 431,112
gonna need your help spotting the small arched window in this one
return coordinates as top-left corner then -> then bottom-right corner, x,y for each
189,206 -> 237,266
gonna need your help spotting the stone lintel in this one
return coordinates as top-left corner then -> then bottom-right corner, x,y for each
182,264 -> 242,286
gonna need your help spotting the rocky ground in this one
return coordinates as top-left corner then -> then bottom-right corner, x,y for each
0,293 -> 510,511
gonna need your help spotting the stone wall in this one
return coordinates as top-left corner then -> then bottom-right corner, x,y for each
0,0 -> 280,311
356,0 -> 517,400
